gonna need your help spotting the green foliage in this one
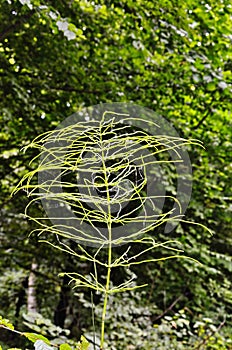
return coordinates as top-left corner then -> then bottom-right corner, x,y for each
22,312 -> 70,338
76,336 -> 90,350
0,317 -> 14,331
77,287 -> 232,349
0,0 -> 231,348
34,340 -> 54,350
152,311 -> 232,350
23,333 -> 50,344
59,344 -> 72,350
0,314 -> 90,350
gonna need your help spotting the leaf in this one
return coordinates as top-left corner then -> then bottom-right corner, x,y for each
218,81 -> 227,89
23,332 -> 50,344
0,316 -> 14,330
34,340 -> 55,350
207,82 -> 216,91
56,20 -> 68,31
64,30 -> 76,41
75,335 -> 90,350
78,336 -> 89,350
19,0 -> 33,9
60,344 -> 72,350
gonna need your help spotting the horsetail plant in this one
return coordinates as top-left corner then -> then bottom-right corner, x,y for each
13,104 -> 210,349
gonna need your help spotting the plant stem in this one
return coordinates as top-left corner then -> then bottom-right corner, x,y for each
100,238 -> 112,349
100,124 -> 113,350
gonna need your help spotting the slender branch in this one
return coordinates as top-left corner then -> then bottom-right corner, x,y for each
152,295 -> 182,322
192,93 -> 224,130
192,109 -> 212,130
12,111 -> 208,349
193,317 -> 226,350
0,325 -> 21,335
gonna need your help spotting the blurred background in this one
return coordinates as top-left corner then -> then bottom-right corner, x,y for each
0,0 -> 231,349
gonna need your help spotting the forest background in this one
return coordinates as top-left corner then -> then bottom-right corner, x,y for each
0,0 -> 231,349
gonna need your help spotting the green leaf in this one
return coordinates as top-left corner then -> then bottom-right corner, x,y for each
0,316 -> 14,330
75,335 -> 90,350
207,82 -> 216,91
79,336 -> 89,350
60,344 -> 72,350
23,332 -> 50,345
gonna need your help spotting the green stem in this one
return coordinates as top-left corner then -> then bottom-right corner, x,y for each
100,238 -> 112,349
100,127 -> 112,350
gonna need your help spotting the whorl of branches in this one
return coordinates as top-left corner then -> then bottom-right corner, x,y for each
13,110 -> 203,248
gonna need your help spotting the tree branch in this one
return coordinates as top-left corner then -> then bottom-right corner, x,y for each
193,317 -> 226,350
152,295 -> 182,322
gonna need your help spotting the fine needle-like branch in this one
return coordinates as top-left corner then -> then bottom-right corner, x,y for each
13,111 -> 210,349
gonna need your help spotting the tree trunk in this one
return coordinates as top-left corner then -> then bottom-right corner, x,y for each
54,273 -> 70,328
27,260 -> 38,313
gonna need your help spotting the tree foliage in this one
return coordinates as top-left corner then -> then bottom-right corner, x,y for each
0,0 -> 231,349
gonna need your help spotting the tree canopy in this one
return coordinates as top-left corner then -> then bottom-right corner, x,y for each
0,0 -> 231,349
